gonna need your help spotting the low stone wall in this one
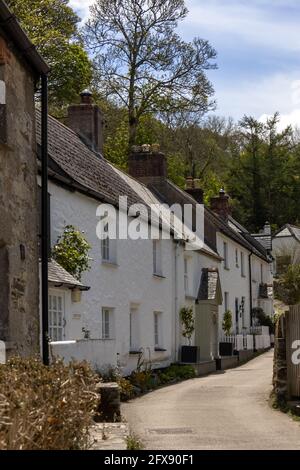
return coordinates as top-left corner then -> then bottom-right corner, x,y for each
95,383 -> 121,423
273,315 -> 287,402
238,350 -> 255,363
193,360 -> 216,376
216,356 -> 239,371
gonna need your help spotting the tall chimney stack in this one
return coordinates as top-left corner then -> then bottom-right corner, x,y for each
185,177 -> 204,204
210,188 -> 232,221
67,90 -> 104,155
128,144 -> 167,184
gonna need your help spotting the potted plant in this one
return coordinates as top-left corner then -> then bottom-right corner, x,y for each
219,310 -> 233,356
180,306 -> 198,363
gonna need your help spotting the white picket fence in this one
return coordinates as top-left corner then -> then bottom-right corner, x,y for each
219,331 -> 270,352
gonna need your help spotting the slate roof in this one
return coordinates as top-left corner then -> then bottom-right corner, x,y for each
149,179 -> 270,262
48,259 -> 89,290
273,224 -> 300,242
36,111 -> 144,208
197,268 -> 222,302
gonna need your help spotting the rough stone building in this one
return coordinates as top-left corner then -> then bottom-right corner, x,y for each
0,1 -> 49,357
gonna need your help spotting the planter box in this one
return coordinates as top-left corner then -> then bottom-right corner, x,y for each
181,346 -> 198,364
219,342 -> 233,357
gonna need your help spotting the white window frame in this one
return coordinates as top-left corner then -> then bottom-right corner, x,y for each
241,251 -> 245,277
154,312 -> 163,349
260,263 -> 263,283
129,307 -> 140,351
153,240 -> 162,276
101,222 -> 117,264
235,248 -> 239,268
48,291 -> 65,342
102,307 -> 114,340
223,241 -> 229,269
224,291 -> 229,313
184,257 -> 189,295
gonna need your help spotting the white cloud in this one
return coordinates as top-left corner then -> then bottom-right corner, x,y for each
69,0 -> 93,22
212,72 -> 300,128
185,0 -> 300,52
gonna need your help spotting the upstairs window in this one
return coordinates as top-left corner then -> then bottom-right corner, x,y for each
153,240 -> 162,276
235,249 -> 239,268
241,252 -> 246,277
101,222 -> 117,264
184,258 -> 189,295
223,241 -> 229,269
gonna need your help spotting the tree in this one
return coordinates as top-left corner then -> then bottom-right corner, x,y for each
52,225 -> 91,281
7,0 -> 92,112
222,310 -> 233,336
180,306 -> 195,345
85,0 -> 217,148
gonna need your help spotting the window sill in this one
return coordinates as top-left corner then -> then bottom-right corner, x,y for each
102,260 -> 119,268
154,347 -> 167,352
101,338 -> 116,341
153,273 -> 166,279
241,274 -> 246,278
129,350 -> 141,355
224,266 -> 230,271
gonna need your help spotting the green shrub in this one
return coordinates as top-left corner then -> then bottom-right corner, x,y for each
0,357 -> 100,450
158,365 -> 196,384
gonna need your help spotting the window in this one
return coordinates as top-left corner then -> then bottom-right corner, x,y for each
241,296 -> 246,328
101,223 -> 110,261
153,240 -> 162,275
223,241 -> 229,269
235,298 -> 239,334
154,312 -> 163,349
224,291 -> 229,312
260,264 -> 263,283
235,249 -> 239,268
184,258 -> 189,294
241,252 -> 245,277
130,307 -> 140,351
101,222 -> 117,263
49,292 -> 64,342
102,308 -> 114,339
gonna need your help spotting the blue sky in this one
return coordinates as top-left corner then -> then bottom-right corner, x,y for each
70,0 -> 300,128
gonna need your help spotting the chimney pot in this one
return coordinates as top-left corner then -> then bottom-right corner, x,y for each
210,188 -> 231,221
128,144 -> 167,184
67,91 -> 104,155
185,177 -> 203,203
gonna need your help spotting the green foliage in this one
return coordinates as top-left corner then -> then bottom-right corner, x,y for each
252,307 -> 275,334
7,0 -> 92,112
0,357 -> 100,450
276,264 -> 300,306
52,225 -> 91,281
158,364 -> 195,384
126,434 -> 144,450
222,310 -> 233,336
85,0 -> 216,146
180,306 -> 195,345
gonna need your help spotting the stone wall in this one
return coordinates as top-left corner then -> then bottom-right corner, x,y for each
0,34 -> 39,356
273,314 -> 287,401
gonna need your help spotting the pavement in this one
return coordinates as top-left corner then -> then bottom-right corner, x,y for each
122,351 -> 300,450
90,422 -> 128,450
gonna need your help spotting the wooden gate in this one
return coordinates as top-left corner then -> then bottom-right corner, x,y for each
286,305 -> 300,399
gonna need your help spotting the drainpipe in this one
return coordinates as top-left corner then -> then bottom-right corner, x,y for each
174,241 -> 180,362
249,251 -> 253,327
41,73 -> 49,365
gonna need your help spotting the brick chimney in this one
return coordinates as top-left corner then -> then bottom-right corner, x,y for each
210,188 -> 232,221
128,144 -> 167,184
67,89 -> 104,155
185,177 -> 204,204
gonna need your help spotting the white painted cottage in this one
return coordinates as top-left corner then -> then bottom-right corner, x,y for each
272,224 -> 300,275
36,91 -> 273,375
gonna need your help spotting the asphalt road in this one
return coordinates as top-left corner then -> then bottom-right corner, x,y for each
122,351 -> 300,450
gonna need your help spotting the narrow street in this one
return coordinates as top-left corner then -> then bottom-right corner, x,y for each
122,352 -> 300,450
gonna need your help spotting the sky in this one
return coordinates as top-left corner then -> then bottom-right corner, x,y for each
70,0 -> 300,128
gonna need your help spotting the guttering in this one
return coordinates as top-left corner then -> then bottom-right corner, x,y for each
41,74 -> 49,365
0,1 -> 49,75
